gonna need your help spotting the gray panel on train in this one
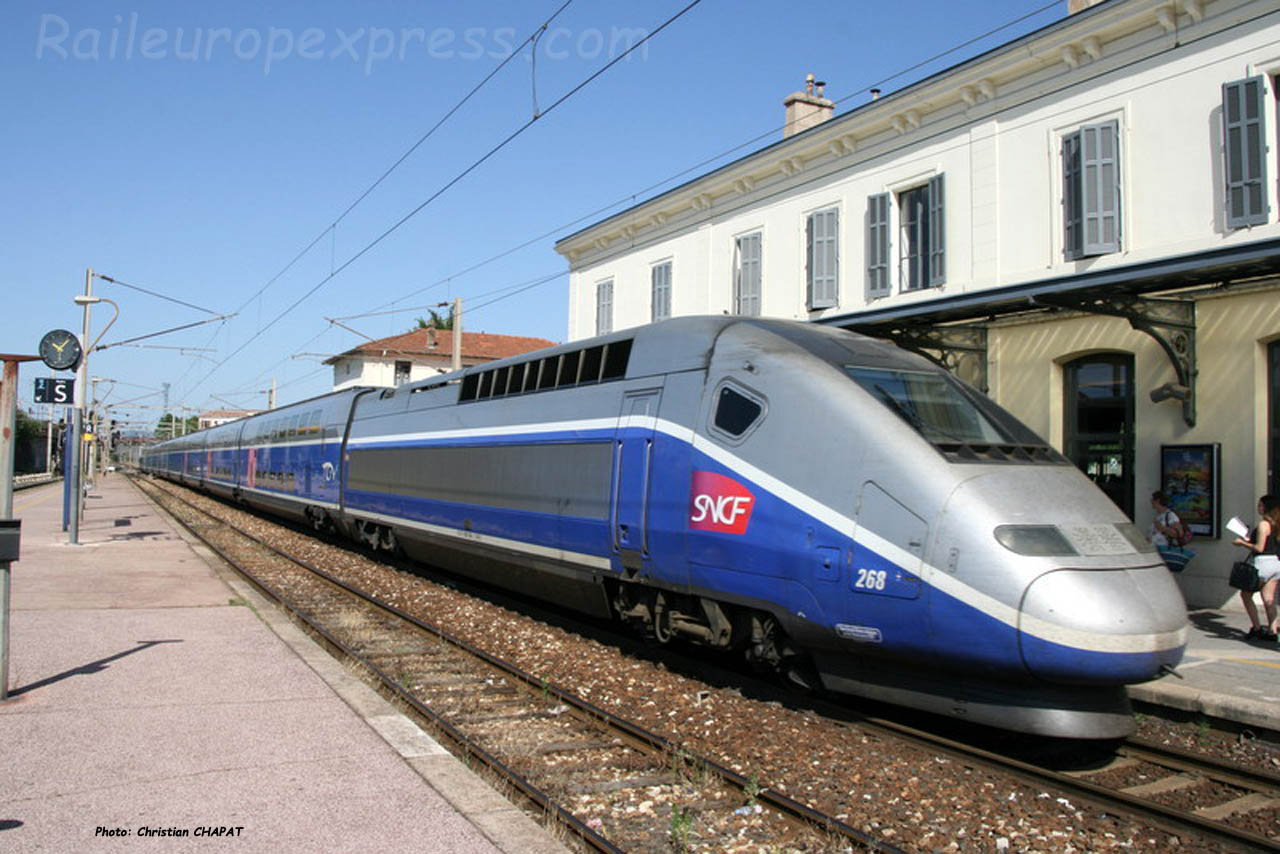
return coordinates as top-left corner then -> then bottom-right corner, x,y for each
348,442 -> 613,518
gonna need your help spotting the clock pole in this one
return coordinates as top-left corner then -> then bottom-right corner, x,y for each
69,268 -> 93,545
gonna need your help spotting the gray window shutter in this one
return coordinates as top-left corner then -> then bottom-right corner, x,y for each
1224,77 -> 1269,228
651,262 -> 671,321
866,194 -> 890,299
1081,121 -> 1120,256
1063,131 -> 1082,260
734,233 -> 762,316
927,175 -> 945,287
596,280 -> 613,335
807,208 -> 838,309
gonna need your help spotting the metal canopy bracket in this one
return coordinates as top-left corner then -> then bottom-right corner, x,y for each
1036,293 -> 1197,427
875,324 -> 990,393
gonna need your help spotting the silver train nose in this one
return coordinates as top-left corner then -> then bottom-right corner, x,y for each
1017,565 -> 1188,684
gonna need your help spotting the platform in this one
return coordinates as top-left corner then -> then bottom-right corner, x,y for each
0,476 -> 567,853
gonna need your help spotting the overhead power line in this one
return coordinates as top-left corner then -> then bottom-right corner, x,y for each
231,0 -> 577,318
187,0 -> 706,397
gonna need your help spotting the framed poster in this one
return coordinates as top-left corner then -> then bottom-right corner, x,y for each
1160,443 -> 1220,538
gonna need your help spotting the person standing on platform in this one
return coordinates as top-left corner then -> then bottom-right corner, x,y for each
1236,495 -> 1280,641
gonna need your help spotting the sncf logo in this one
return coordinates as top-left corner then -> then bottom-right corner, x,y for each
689,471 -> 755,535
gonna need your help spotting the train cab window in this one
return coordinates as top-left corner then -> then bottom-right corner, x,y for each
288,415 -> 300,438
711,384 -> 765,439
847,366 -> 1006,444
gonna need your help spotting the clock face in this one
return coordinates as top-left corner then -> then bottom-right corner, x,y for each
39,329 -> 82,371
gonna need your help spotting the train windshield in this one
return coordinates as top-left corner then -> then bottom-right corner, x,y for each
845,366 -> 1021,445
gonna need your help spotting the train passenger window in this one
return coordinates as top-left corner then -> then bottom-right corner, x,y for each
538,356 -> 559,390
712,384 -> 765,438
460,373 -> 479,401
560,351 -> 581,386
602,340 -> 632,380
308,410 -> 322,435
288,415 -> 300,437
579,346 -> 604,384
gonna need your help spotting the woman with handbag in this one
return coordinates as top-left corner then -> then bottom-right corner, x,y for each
1236,495 -> 1280,641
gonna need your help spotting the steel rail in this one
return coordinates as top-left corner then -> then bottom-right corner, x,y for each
842,709 -> 1280,852
139,476 -> 904,854
134,476 -> 623,854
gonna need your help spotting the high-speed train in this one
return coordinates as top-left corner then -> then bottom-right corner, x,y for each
141,317 -> 1188,738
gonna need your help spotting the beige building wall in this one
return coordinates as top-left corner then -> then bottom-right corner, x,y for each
992,284 -> 1280,607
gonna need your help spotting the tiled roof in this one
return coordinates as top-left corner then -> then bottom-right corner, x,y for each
325,328 -> 557,364
198,409 -> 259,419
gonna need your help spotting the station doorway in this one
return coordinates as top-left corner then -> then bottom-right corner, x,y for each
1064,354 -> 1135,519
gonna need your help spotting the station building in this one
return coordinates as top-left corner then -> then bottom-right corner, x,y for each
554,0 -> 1280,607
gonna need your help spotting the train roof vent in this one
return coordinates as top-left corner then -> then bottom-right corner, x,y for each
937,443 -> 1067,465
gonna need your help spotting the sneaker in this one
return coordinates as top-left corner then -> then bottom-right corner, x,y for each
1263,631 -> 1279,642
1246,627 -> 1264,640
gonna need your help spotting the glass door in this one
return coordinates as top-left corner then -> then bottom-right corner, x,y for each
1065,355 -> 1135,518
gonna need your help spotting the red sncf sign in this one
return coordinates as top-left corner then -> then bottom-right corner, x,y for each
689,471 -> 755,535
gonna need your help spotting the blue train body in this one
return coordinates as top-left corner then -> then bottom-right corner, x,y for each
141,317 -> 1188,738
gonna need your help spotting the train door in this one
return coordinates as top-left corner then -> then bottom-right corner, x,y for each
842,482 -> 926,644
612,389 -> 661,573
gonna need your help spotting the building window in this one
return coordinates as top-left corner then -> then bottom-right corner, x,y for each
596,279 -> 613,335
733,232 -> 762,316
1063,120 -> 1121,259
651,261 -> 672,322
866,193 -> 890,299
1064,354 -> 1134,519
1223,76 -> 1269,228
898,175 -> 944,291
806,207 -> 839,310
394,360 -> 411,385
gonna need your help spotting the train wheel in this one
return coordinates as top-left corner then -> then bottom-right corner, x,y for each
652,592 -> 674,644
746,614 -> 816,690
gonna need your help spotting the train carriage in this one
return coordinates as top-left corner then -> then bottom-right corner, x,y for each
142,317 -> 1188,738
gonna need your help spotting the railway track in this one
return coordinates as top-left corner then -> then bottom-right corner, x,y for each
137,475 -> 1280,851
135,475 -> 902,853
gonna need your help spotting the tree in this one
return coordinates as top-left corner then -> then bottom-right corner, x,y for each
154,413 -> 199,438
413,307 -> 455,331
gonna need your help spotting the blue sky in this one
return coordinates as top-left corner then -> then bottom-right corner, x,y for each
2,0 -> 1064,432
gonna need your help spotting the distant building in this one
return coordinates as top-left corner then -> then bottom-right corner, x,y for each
197,410 -> 259,430
325,327 -> 558,391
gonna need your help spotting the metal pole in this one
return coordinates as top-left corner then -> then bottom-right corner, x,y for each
1,359 -> 21,700
71,267 -> 93,544
452,296 -> 463,373
67,409 -> 81,544
45,371 -> 53,474
1,359 -> 18,519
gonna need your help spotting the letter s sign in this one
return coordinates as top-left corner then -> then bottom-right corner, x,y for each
689,471 -> 755,535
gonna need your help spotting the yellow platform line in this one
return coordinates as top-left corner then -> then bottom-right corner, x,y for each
1223,657 -> 1280,670
14,487 -> 59,514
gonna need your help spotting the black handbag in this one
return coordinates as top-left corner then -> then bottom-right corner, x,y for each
1229,559 -> 1260,592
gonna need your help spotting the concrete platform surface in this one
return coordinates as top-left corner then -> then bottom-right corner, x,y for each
0,476 -> 567,854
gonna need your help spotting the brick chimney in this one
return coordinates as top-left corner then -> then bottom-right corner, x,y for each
783,73 -> 834,138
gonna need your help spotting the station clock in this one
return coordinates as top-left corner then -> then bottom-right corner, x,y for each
38,329 -> 82,371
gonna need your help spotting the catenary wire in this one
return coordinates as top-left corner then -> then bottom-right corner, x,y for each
185,0 -> 707,398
